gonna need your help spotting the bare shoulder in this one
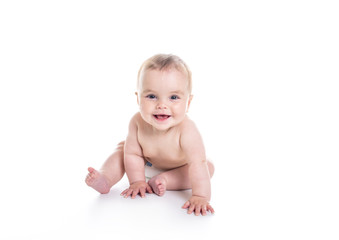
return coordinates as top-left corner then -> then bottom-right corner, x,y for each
179,116 -> 201,136
127,112 -> 144,130
129,112 -> 142,124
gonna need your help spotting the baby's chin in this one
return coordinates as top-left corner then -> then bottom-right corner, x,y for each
151,121 -> 174,131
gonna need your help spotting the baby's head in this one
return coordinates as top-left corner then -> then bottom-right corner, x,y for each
136,54 -> 193,130
137,54 -> 192,94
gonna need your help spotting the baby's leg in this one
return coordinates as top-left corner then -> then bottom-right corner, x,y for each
85,141 -> 125,194
148,160 -> 214,196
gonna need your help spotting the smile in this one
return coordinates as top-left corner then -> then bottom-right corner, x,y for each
153,114 -> 171,121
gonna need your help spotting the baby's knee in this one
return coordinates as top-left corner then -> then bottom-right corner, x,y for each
117,141 -> 125,148
115,141 -> 125,152
112,141 -> 125,160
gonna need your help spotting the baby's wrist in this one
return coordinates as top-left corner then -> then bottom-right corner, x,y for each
130,179 -> 146,185
126,172 -> 146,185
191,194 -> 210,201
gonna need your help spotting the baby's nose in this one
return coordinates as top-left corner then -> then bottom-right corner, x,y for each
156,102 -> 168,109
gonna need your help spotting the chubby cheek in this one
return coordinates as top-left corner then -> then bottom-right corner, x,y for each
172,103 -> 188,117
139,101 -> 153,115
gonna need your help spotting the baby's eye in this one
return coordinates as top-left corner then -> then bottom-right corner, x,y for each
146,94 -> 156,99
170,95 -> 180,100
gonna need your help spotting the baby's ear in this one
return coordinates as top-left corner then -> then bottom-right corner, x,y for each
186,94 -> 193,112
135,92 -> 140,105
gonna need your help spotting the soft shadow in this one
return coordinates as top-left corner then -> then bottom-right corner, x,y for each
96,188 -> 122,201
170,189 -> 192,201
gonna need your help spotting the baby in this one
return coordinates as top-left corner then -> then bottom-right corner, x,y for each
85,54 -> 215,216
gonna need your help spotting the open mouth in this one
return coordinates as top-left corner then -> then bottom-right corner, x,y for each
153,114 -> 171,121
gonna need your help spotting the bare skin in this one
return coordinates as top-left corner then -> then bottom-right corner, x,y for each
148,175 -> 167,196
85,142 -> 126,194
86,68 -> 215,215
85,141 -> 215,215
85,167 -> 111,194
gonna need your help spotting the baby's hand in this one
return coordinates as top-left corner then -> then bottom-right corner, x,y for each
182,196 -> 215,216
121,181 -> 153,199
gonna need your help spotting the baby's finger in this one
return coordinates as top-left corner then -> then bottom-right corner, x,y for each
207,205 -> 215,214
195,205 -> 202,216
124,189 -> 133,198
131,189 -> 139,199
182,201 -> 190,209
146,185 -> 153,194
120,189 -> 129,196
201,206 -> 207,216
187,204 -> 195,214
140,188 -> 146,198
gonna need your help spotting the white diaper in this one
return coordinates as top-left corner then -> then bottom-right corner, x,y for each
145,162 -> 163,180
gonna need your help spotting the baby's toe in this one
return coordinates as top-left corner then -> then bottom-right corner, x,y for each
155,179 -> 164,186
85,176 -> 92,185
154,179 -> 160,185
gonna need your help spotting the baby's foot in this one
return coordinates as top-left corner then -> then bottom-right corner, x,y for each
85,167 -> 111,194
148,175 -> 167,196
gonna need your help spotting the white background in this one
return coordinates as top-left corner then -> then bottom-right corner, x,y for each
0,0 -> 338,239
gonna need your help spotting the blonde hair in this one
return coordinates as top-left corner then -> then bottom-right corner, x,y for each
137,54 -> 192,94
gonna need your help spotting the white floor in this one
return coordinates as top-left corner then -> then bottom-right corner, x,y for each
2,174 -> 223,240
1,152 -> 338,240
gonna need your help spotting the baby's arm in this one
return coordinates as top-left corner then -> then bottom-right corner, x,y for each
121,114 -> 152,198
180,121 -> 214,215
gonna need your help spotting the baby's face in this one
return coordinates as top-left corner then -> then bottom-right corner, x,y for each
137,69 -> 192,131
